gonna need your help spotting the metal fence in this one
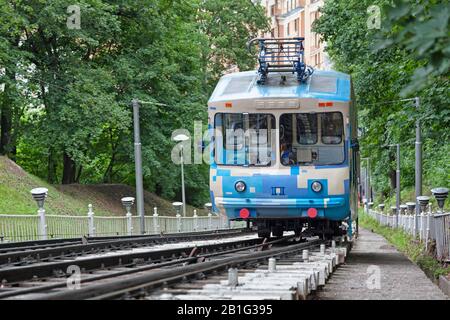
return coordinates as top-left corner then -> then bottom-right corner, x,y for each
0,209 -> 245,242
367,208 -> 450,262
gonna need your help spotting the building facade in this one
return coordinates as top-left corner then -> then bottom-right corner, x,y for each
261,0 -> 330,70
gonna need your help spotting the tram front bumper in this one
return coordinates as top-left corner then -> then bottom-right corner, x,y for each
215,197 -> 347,220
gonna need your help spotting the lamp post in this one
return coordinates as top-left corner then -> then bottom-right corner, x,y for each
388,144 -> 400,227
31,188 -> 48,240
361,157 -> 371,208
417,196 -> 430,240
414,97 -> 422,230
173,134 -> 190,217
406,202 -> 416,235
132,99 -> 145,234
121,197 -> 135,236
173,202 -> 183,232
205,203 -> 213,230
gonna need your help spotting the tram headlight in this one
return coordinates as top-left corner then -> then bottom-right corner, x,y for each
311,181 -> 322,193
235,181 -> 246,193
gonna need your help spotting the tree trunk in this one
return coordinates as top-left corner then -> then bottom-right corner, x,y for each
389,169 -> 396,190
62,152 -> 76,184
47,149 -> 57,183
75,165 -> 82,183
0,103 -> 12,155
103,152 -> 115,183
0,70 -> 13,156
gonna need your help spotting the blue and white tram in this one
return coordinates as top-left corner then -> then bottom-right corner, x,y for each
207,38 -> 360,238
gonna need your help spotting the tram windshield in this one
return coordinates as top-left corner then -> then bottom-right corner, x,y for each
214,113 -> 276,166
280,112 -> 345,166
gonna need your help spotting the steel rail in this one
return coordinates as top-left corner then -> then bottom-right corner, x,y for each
41,238 -> 323,300
0,235 -> 262,284
0,228 -> 247,251
0,236 -> 291,299
0,229 -> 252,266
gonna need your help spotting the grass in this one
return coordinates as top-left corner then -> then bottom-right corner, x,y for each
0,156 -> 204,217
359,210 -> 450,280
0,156 -> 96,215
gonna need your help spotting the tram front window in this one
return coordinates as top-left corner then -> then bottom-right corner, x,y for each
214,113 -> 276,166
279,112 -> 345,166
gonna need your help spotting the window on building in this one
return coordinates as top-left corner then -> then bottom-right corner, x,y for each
287,23 -> 290,36
294,19 -> 298,33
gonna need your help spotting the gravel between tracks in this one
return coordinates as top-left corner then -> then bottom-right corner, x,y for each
316,228 -> 447,300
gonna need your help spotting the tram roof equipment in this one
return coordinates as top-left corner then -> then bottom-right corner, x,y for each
247,37 -> 314,85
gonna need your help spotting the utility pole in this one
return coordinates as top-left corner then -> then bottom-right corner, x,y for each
389,144 -> 400,227
395,144 -> 400,228
180,144 -> 186,217
414,97 -> 422,236
132,99 -> 145,234
367,158 -> 372,202
361,157 -> 370,207
173,134 -> 190,217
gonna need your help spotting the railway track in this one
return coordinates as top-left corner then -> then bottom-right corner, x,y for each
0,233 -> 350,300
0,231 -> 261,299
0,228 -> 251,267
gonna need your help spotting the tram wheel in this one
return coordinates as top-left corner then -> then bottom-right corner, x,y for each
272,226 -> 283,238
257,230 -> 271,239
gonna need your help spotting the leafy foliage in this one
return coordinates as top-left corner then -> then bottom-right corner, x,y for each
0,0 -> 267,208
314,0 -> 449,202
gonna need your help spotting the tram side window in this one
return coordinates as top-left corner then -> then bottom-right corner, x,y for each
297,113 -> 318,144
279,112 -> 345,166
321,112 -> 343,144
214,113 -> 275,166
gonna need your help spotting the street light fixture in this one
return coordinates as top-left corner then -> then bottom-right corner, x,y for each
31,188 -> 48,209
121,197 -> 135,214
431,188 -> 449,213
173,134 -> 190,217
400,204 -> 407,215
121,197 -> 135,235
417,196 -> 430,213
172,202 -> 183,215
406,202 -> 416,215
204,202 -> 214,215
31,188 -> 48,240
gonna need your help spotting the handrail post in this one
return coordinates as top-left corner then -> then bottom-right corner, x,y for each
87,204 -> 95,237
193,210 -> 198,232
176,213 -> 182,233
208,212 -> 212,230
126,213 -> 133,236
153,207 -> 159,234
425,204 -> 431,250
38,208 -> 47,240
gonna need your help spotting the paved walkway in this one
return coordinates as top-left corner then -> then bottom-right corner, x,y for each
316,228 -> 447,300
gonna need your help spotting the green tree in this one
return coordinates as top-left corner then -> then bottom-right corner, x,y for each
314,0 -> 449,202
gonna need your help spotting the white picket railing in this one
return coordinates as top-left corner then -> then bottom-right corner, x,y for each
0,210 -> 245,242
367,208 -> 450,262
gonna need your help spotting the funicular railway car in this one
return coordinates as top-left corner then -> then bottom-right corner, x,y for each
207,38 -> 360,239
